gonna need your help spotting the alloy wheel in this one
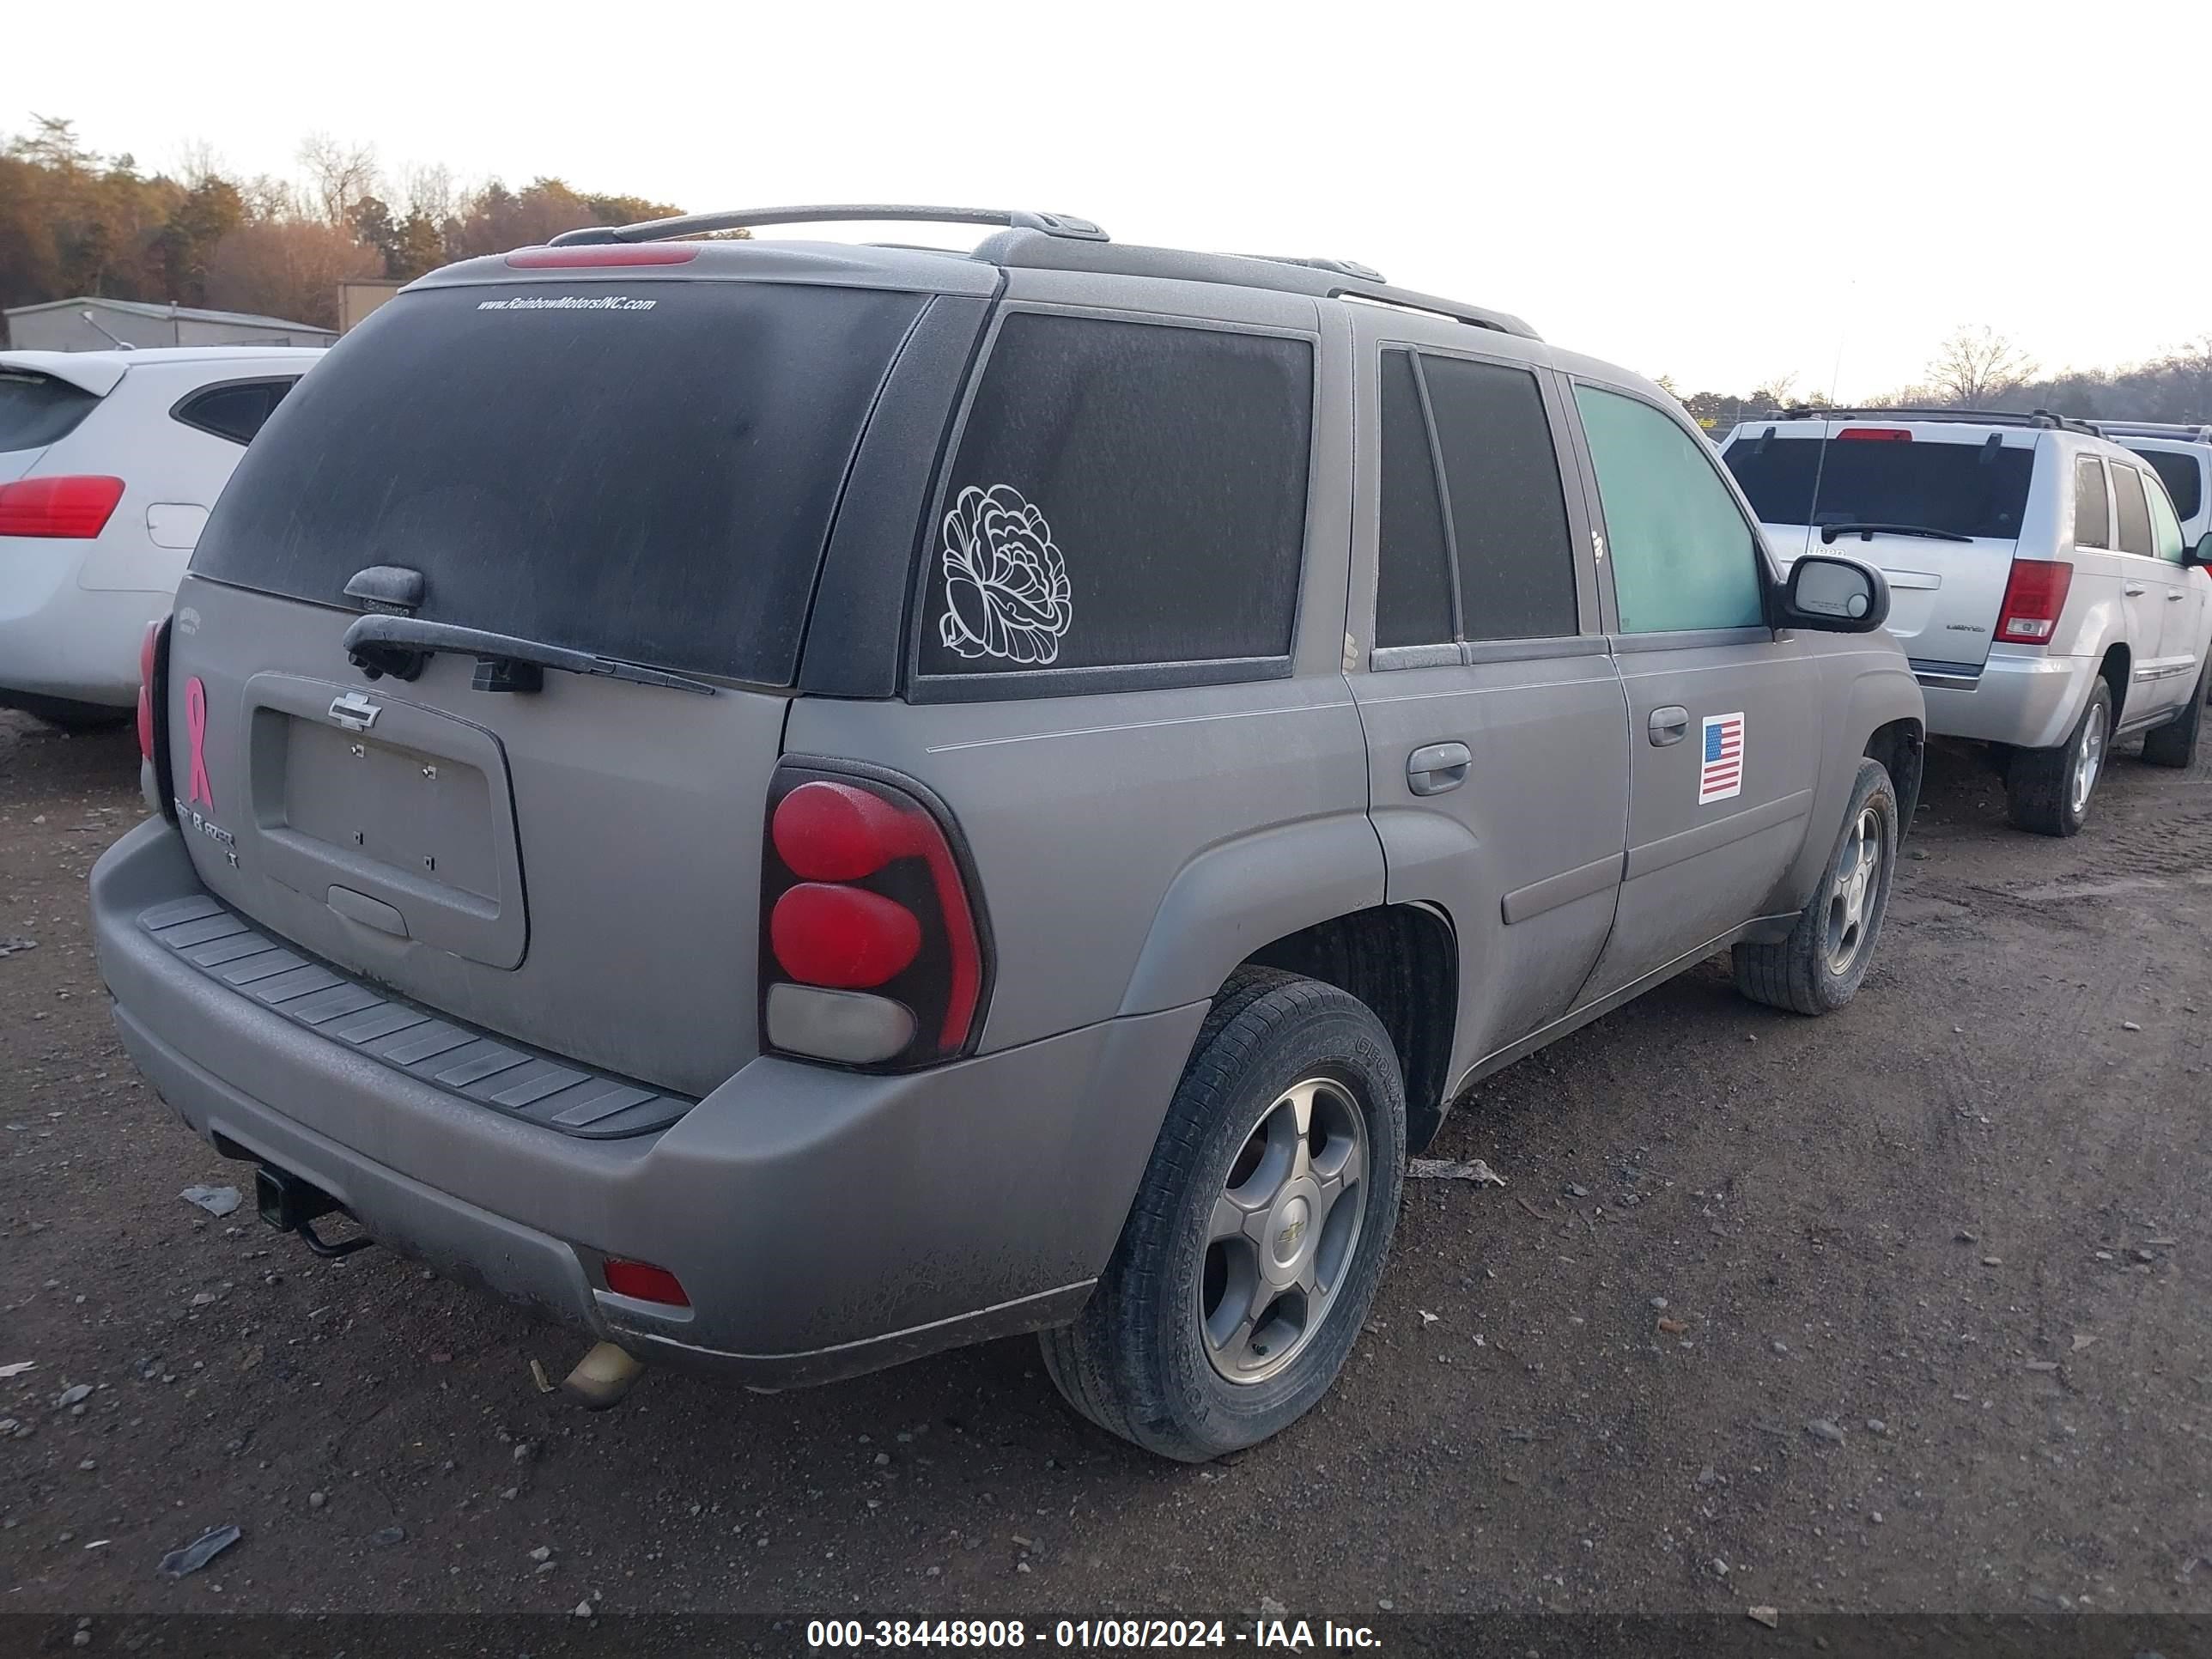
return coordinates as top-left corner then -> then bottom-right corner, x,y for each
1823,805 -> 1886,976
1200,1077 -> 1369,1385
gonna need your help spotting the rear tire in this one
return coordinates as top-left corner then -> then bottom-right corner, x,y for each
1733,757 -> 1899,1016
1039,968 -> 1406,1462
2008,678 -> 2112,836
2141,659 -> 2209,769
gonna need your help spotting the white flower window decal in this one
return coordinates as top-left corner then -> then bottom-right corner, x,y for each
937,484 -> 1074,665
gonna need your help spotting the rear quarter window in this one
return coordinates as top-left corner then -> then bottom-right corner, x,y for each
0,370 -> 100,453
917,312 -> 1313,683
171,378 -> 299,446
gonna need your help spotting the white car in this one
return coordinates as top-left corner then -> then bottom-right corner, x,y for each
1721,407 -> 2212,836
0,346 -> 322,727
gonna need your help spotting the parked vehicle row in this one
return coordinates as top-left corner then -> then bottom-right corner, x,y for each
0,346 -> 320,726
70,206 -> 2186,1462
1720,409 -> 2212,835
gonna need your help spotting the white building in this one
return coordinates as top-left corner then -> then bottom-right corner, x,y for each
3,296 -> 336,352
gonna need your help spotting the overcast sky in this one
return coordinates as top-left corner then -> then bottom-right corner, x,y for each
11,0 -> 2209,398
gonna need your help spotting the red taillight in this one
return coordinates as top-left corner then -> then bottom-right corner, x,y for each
1996,558 -> 2075,644
503,244 -> 700,268
1838,428 -> 1911,442
137,621 -> 160,761
0,475 -> 125,538
603,1258 -> 690,1307
770,884 -> 922,988
763,773 -> 988,1067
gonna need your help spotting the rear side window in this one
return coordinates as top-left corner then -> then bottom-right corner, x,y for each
2129,446 -> 2203,522
919,313 -> 1312,678
1577,386 -> 1765,634
192,281 -> 932,686
2112,465 -> 2154,556
2073,458 -> 2110,549
1422,356 -> 1578,641
172,378 -> 298,446
0,370 -> 100,453
1723,434 -> 2034,540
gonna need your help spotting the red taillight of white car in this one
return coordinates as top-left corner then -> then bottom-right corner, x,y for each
0,475 -> 125,538
761,767 -> 988,1069
1995,558 -> 2075,644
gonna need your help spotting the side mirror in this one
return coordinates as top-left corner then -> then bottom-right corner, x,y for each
2187,532 -> 2212,569
1782,555 -> 1890,633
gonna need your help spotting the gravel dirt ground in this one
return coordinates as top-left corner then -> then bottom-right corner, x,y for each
3,707 -> 2209,1621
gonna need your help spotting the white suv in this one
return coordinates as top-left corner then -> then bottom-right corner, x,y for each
1721,408 -> 2212,836
0,346 -> 322,727
2101,421 -> 2212,550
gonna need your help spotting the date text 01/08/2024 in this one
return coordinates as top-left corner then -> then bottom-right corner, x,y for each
805,1619 -> 1384,1650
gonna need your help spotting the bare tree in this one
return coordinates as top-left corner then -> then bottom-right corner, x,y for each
297,132 -> 380,229
1923,325 -> 2037,406
1751,370 -> 1800,410
399,161 -> 460,226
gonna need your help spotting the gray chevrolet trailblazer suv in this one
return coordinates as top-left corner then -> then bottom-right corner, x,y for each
91,205 -> 1925,1461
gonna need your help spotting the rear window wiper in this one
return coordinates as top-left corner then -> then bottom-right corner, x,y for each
1818,521 -> 1972,544
341,614 -> 717,696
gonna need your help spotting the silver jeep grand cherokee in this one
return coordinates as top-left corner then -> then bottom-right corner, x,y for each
91,206 -> 1924,1460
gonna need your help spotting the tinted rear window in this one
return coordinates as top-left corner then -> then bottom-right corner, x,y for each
191,281 -> 931,685
1723,434 -> 2035,540
0,370 -> 100,452
919,312 -> 1312,678
2129,446 -> 2203,521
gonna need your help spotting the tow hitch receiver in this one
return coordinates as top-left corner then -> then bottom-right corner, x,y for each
255,1165 -> 375,1258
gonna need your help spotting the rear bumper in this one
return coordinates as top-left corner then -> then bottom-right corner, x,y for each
1916,649 -> 2091,750
0,538 -> 165,707
93,819 -> 1206,1385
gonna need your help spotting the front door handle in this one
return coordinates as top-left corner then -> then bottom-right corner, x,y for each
2168,590 -> 2187,602
2125,582 -> 2148,597
1407,741 -> 1471,796
1649,705 -> 1690,746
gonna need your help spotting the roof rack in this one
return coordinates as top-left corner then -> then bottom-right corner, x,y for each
549,204 -> 1109,247
1772,405 -> 2103,436
2094,420 -> 2212,442
542,203 -> 1537,339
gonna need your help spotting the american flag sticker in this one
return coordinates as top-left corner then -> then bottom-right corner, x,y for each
1698,712 -> 1745,805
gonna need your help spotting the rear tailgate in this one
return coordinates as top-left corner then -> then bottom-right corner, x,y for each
1723,419 -> 2036,671
164,269 -> 955,1097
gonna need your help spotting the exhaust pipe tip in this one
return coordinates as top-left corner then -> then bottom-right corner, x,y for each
562,1341 -> 644,1410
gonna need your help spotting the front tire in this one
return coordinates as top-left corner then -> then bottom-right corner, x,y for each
2141,658 -> 2209,769
1733,757 -> 1899,1016
1039,969 -> 1406,1462
2008,678 -> 2112,836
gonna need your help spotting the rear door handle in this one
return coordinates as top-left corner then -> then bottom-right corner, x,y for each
1407,742 -> 1471,796
2125,582 -> 2148,596
2168,591 -> 2186,601
1649,705 -> 1690,746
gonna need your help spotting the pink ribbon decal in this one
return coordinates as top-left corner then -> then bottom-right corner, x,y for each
184,676 -> 214,809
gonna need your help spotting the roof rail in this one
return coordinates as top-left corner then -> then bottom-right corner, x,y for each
1245,254 -> 1388,283
1772,405 -> 2103,436
549,204 -> 1109,247
2094,420 -> 2212,442
979,234 -> 1540,339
